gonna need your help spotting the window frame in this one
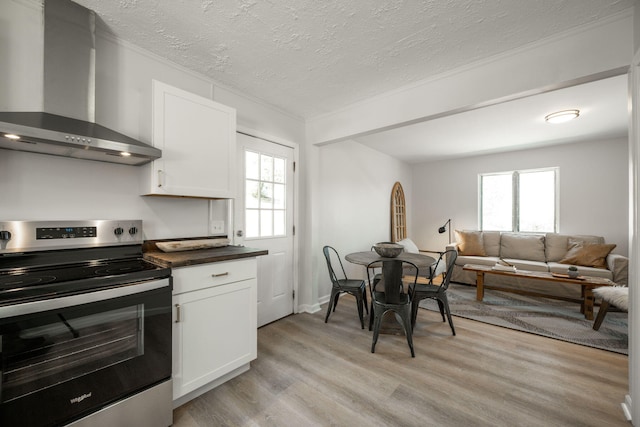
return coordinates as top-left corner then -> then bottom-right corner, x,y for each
479,167 -> 559,233
243,149 -> 288,240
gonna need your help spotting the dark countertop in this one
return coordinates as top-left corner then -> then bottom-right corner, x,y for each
144,245 -> 268,268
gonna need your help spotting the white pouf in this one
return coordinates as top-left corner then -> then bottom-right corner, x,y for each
593,286 -> 628,310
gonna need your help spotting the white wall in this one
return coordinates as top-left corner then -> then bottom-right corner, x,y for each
0,150 -> 215,239
315,140 -> 413,301
411,137 -> 629,255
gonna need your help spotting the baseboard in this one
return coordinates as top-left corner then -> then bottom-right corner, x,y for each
298,302 -> 322,313
621,394 -> 632,422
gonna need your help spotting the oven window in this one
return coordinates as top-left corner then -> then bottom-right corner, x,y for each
2,304 -> 144,403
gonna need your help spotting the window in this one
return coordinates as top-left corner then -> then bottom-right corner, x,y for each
244,150 -> 287,238
480,168 -> 558,232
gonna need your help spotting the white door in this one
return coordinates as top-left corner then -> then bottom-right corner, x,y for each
234,132 -> 295,327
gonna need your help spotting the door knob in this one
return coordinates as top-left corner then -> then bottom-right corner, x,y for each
236,230 -> 243,237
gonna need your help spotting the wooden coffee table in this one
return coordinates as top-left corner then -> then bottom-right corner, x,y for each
462,264 -> 616,320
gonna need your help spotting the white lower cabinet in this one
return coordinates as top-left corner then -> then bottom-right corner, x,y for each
171,259 -> 257,403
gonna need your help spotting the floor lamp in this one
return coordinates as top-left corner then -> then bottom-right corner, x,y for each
438,219 -> 451,243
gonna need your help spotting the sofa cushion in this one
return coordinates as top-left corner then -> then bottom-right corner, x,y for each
455,230 -> 486,256
500,233 -> 546,262
482,231 -> 501,257
545,234 -> 605,262
455,255 -> 499,267
558,240 -> 616,269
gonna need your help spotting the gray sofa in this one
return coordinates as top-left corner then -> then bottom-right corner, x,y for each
446,231 -> 628,300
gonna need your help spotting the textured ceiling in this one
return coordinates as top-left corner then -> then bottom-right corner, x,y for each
71,0 -> 635,118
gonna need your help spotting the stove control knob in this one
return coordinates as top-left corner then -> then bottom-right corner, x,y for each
129,227 -> 138,236
114,227 -> 124,236
0,230 -> 11,241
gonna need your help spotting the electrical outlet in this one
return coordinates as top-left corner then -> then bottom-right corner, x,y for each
210,220 -> 225,234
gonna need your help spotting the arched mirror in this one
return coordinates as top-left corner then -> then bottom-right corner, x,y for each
390,182 -> 406,242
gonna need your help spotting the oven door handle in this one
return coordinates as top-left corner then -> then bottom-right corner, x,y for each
0,278 -> 170,318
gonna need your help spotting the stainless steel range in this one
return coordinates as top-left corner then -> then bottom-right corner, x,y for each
0,220 -> 172,427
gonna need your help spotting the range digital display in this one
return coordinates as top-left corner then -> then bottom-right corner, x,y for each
36,226 -> 97,239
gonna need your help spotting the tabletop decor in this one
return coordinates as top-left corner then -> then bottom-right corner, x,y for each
373,242 -> 403,258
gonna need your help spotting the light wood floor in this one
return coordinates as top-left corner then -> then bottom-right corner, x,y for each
173,295 -> 629,427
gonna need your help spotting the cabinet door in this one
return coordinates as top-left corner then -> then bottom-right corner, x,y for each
147,80 -> 236,198
172,279 -> 257,399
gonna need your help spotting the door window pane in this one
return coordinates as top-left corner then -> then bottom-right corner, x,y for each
260,210 -> 273,237
260,183 -> 273,209
246,210 -> 259,238
245,151 -> 259,180
245,180 -> 260,209
274,158 -> 286,183
273,184 -> 285,209
274,210 -> 285,236
261,155 -> 273,181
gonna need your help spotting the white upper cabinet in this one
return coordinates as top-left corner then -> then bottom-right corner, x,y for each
142,80 -> 236,198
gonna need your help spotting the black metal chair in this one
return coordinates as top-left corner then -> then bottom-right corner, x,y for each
323,246 -> 368,329
408,249 -> 458,335
367,259 -> 418,357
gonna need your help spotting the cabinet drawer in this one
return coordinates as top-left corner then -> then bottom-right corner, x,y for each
172,258 -> 256,295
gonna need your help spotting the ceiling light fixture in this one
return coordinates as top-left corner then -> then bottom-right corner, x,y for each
544,109 -> 580,124
120,152 -> 132,157
4,133 -> 20,140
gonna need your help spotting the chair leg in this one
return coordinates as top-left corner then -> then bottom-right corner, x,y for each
400,305 -> 415,357
410,297 -> 420,328
325,289 -> 339,323
363,288 -> 369,315
439,295 -> 456,336
369,300 -> 375,331
355,291 -> 365,329
371,306 -> 382,353
593,300 -> 611,331
436,299 -> 446,322
332,290 -> 340,312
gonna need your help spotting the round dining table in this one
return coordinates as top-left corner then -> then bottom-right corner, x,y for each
345,251 -> 436,303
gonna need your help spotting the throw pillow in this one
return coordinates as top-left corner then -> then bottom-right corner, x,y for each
558,240 -> 616,269
397,238 -> 419,253
454,230 -> 486,256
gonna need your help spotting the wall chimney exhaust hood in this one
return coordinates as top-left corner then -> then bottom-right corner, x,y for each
0,0 -> 161,166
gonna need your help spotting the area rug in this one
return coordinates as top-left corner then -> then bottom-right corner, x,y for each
419,283 -> 628,355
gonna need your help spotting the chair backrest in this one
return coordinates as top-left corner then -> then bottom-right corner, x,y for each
367,259 -> 419,298
323,246 -> 346,286
439,249 -> 458,291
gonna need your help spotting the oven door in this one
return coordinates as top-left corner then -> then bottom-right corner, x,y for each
0,278 -> 172,427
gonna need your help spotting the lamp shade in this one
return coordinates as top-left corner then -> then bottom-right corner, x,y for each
438,219 -> 451,243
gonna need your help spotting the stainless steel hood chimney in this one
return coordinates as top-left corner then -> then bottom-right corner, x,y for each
0,0 -> 161,166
